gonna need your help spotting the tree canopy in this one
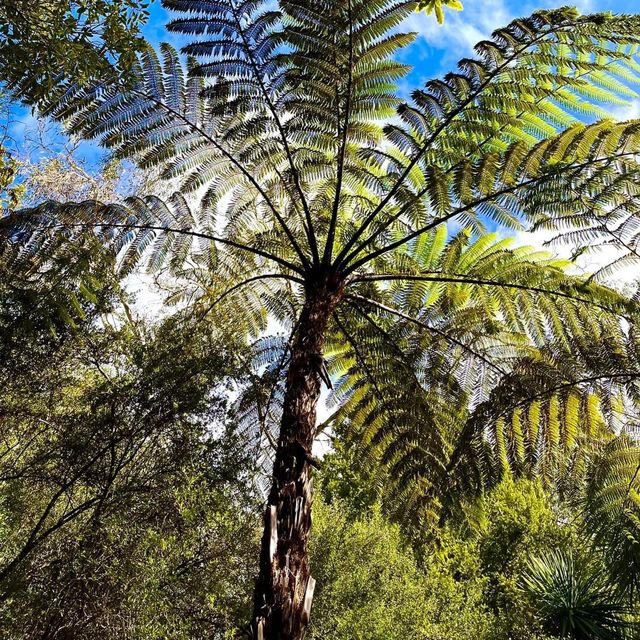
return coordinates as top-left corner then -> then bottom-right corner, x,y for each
0,0 -> 150,105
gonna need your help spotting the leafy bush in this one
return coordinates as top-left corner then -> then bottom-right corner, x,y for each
308,499 -> 431,640
308,496 -> 498,640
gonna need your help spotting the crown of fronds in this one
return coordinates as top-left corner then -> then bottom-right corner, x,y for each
6,3 -> 640,520
26,4 -> 640,275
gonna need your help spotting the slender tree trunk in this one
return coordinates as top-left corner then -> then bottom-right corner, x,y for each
252,277 -> 343,640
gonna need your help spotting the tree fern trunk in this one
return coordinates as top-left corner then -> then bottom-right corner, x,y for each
252,279 -> 342,640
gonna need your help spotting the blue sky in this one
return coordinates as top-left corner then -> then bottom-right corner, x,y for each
397,0 -> 640,90
7,0 -> 640,166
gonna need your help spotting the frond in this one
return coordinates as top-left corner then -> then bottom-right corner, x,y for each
582,435 -> 640,598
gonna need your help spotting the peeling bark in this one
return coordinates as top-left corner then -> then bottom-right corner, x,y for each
252,276 -> 343,640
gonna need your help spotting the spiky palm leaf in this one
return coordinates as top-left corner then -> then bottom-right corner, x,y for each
520,549 -> 638,640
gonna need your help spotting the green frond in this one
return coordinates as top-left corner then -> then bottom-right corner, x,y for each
583,435 -> 640,597
12,2 -> 640,538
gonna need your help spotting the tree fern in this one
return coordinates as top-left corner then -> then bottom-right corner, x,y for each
327,231 -> 640,524
6,4 -> 640,638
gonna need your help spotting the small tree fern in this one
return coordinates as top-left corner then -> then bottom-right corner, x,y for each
582,435 -> 640,600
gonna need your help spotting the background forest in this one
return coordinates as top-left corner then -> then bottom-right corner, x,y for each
2,1 -> 640,639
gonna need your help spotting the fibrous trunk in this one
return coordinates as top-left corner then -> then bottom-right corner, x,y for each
252,280 -> 342,640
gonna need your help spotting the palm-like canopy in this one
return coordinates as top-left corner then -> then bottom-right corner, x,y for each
24,5 -> 640,283
6,3 -> 640,638
324,228 -> 639,522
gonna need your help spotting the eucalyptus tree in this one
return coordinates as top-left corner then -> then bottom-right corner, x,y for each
7,3 -> 640,639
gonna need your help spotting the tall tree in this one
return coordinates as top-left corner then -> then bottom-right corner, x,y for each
6,5 -> 640,639
0,0 -> 149,105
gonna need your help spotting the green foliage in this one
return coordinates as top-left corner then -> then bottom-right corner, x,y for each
0,282 -> 260,637
582,436 -> 640,599
0,202 -> 262,636
316,438 -> 381,520
417,0 -> 463,24
0,147 -> 150,337
0,206 -> 122,337
0,0 -> 150,106
5,4 -> 640,634
0,146 -> 24,209
3,463 -> 258,639
460,478 -> 578,637
309,477 -> 597,640
308,496 -> 498,640
308,499 -> 430,640
520,550 -> 638,639
419,537 -> 496,640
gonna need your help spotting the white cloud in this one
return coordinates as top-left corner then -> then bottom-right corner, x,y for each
607,98 -> 640,121
513,228 -> 638,294
403,0 -> 514,73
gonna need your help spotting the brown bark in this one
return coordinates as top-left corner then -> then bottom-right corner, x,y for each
252,275 -> 343,640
